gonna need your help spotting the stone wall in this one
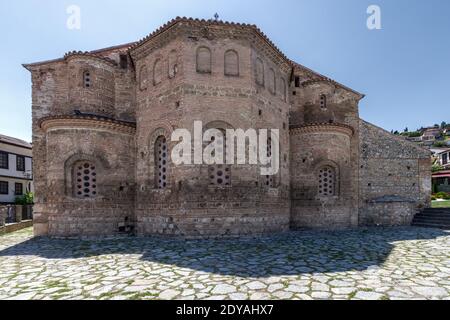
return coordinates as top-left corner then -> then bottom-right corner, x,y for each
359,121 -> 432,226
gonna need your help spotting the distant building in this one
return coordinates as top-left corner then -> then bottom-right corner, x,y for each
433,148 -> 450,169
0,134 -> 33,204
421,127 -> 442,146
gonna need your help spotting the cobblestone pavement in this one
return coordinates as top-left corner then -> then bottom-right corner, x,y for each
0,227 -> 449,300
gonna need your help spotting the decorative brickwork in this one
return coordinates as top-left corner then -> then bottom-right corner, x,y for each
23,17 -> 431,237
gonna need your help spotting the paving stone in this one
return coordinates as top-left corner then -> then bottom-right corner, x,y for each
0,227 -> 448,301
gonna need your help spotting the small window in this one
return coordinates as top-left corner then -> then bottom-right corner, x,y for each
443,153 -> 448,165
83,71 -> 91,88
0,152 -> 8,169
0,181 -> 8,195
294,76 -> 300,88
74,161 -> 97,198
318,166 -> 336,197
16,155 -> 25,172
14,183 -> 23,196
320,95 -> 327,109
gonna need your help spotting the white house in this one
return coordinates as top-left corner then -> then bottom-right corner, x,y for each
0,134 -> 33,204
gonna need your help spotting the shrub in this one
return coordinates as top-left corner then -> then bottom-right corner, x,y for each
15,192 -> 34,205
434,192 -> 450,200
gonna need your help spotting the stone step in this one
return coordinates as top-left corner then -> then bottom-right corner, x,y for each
415,214 -> 450,220
412,222 -> 450,229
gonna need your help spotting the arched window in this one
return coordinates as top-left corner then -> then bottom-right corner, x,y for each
196,47 -> 212,74
268,68 -> 276,94
153,59 -> 163,85
155,136 -> 169,189
83,71 -> 91,88
224,50 -> 239,76
280,77 -> 287,102
320,94 -> 327,109
265,136 -> 275,188
168,50 -> 178,78
255,58 -> 264,86
139,65 -> 148,90
208,129 -> 231,186
318,166 -> 336,197
74,161 -> 97,198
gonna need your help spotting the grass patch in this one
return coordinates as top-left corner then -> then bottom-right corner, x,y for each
432,200 -> 450,208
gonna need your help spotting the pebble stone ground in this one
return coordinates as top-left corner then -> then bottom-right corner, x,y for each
0,227 -> 449,300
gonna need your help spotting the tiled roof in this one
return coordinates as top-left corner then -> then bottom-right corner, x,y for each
0,134 -> 32,149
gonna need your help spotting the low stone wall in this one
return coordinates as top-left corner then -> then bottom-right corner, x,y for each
0,205 -> 34,235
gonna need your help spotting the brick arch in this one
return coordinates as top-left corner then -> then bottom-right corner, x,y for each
224,49 -> 239,76
64,152 -> 111,199
196,46 -> 212,74
314,160 -> 340,198
147,126 -> 173,189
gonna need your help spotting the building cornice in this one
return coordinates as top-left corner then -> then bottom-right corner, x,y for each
39,115 -> 136,136
290,123 -> 354,137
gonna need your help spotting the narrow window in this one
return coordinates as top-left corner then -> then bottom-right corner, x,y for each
0,152 -> 8,169
196,47 -> 212,74
265,137 -> 275,188
224,50 -> 239,76
255,58 -> 264,86
119,54 -> 128,69
16,155 -> 25,172
0,181 -> 8,195
280,78 -> 287,102
268,68 -> 276,94
168,50 -> 178,78
320,94 -> 327,109
155,136 -> 168,189
83,71 -> 91,88
318,166 -> 336,197
139,65 -> 148,90
74,161 -> 97,198
153,59 -> 163,85
443,153 -> 448,165
14,183 -> 23,196
294,76 -> 300,88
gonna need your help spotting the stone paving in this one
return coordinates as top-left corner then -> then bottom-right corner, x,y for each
0,227 -> 449,300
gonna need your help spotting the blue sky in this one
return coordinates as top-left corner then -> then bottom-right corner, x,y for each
0,0 -> 449,142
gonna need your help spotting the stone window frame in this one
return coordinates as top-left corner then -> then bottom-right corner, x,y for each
148,127 -> 172,191
154,135 -> 169,189
196,46 -> 212,74
64,153 -> 110,200
315,161 -> 340,199
255,58 -> 265,86
224,49 -> 239,77
139,64 -> 148,91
